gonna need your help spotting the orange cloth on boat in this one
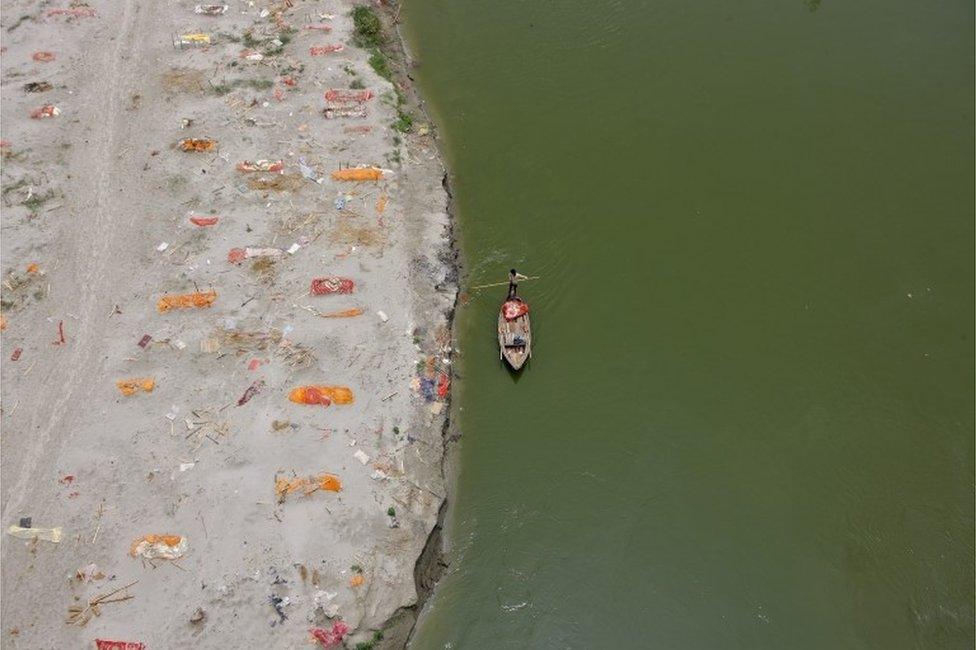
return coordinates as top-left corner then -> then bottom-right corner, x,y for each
502,300 -> 529,321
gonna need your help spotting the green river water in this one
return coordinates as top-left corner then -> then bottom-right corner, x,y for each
401,1 -> 974,647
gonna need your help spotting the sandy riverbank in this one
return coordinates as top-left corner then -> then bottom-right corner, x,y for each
0,1 -> 455,647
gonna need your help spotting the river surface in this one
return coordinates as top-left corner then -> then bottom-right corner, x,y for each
402,1 -> 974,647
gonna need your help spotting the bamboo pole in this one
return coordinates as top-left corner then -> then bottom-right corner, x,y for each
468,276 -> 540,291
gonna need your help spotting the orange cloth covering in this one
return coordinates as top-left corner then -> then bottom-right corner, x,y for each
289,386 -> 354,405
331,167 -> 383,181
156,290 -> 217,313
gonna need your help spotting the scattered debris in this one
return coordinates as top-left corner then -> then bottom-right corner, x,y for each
137,334 -> 152,348
237,380 -> 265,406
349,574 -> 364,587
32,51 -> 56,62
353,449 -> 370,465
190,607 -> 206,623
67,582 -> 138,627
189,215 -> 219,226
10,347 -> 22,361
76,563 -> 105,583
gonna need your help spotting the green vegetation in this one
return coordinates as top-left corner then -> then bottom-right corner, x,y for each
242,30 -> 261,48
23,190 -> 55,214
351,564 -> 364,574
393,111 -> 413,133
209,78 -> 274,95
350,78 -> 366,90
352,5 -> 382,47
368,48 -> 392,81
387,507 -> 396,517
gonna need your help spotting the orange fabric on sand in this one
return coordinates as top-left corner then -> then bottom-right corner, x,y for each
156,290 -> 217,313
275,474 -> 342,499
349,574 -> 364,587
322,308 -> 364,318
289,385 -> 354,405
128,534 -> 184,557
331,167 -> 382,181
116,377 -> 155,396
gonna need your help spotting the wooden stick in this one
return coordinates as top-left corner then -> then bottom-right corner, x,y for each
468,276 -> 540,291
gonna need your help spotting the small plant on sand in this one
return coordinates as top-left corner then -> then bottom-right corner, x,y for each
349,78 -> 365,90
386,507 -> 396,517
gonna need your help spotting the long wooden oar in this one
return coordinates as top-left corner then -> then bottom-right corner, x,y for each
468,276 -> 540,291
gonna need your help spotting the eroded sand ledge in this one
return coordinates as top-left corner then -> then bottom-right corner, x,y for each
0,1 -> 455,647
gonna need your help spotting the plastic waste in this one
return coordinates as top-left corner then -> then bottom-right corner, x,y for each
309,45 -> 344,55
236,159 -> 283,173
275,474 -> 342,500
310,277 -> 354,295
32,51 -> 56,62
7,525 -> 62,543
289,385 -> 353,405
227,247 -> 283,263
189,215 -> 219,226
116,377 -> 155,396
30,104 -> 60,119
10,347 -> 22,361
129,534 -> 187,560
239,49 -> 264,61
178,138 -> 216,152
297,157 -> 318,181
157,290 -> 217,312
349,574 -> 364,587
304,23 -> 333,31
354,450 -> 370,465
330,166 -> 386,181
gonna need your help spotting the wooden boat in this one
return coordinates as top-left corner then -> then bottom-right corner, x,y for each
498,295 -> 531,370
